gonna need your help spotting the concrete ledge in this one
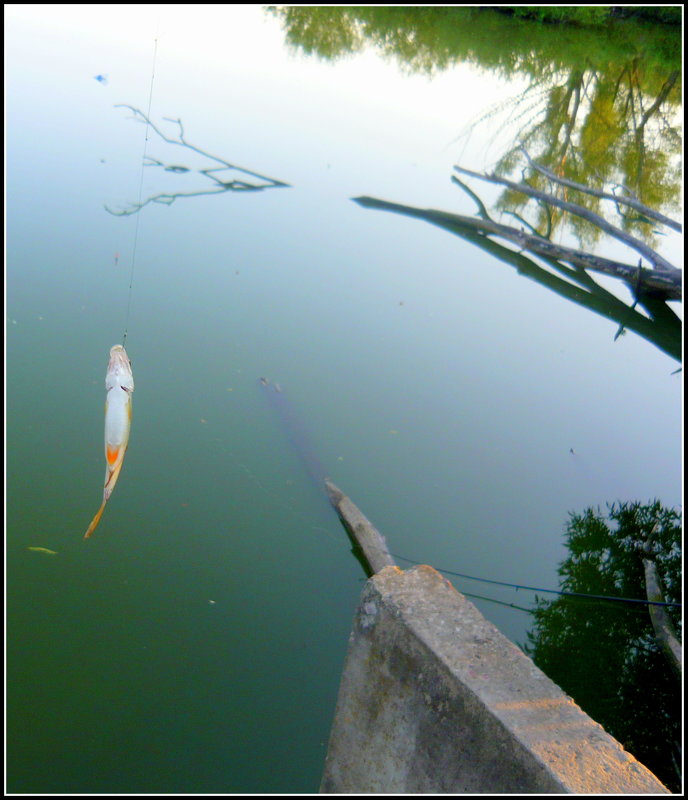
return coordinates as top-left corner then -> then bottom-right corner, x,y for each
321,565 -> 669,794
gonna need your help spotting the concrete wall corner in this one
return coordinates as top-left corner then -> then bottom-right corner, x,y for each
321,564 -> 670,794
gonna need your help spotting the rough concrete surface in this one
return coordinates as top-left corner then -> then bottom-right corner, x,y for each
321,565 -> 669,794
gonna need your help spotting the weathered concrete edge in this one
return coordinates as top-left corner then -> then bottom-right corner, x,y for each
321,564 -> 669,794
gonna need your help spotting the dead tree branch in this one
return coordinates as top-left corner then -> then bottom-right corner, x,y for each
518,147 -> 682,233
642,556 -> 682,680
453,165 -> 680,276
353,193 -> 681,361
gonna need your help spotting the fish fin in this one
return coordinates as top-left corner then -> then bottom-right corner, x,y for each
84,500 -> 107,539
106,443 -> 120,465
104,452 -> 126,498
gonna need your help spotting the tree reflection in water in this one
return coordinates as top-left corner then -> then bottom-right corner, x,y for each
525,501 -> 681,793
105,105 -> 290,217
269,6 -> 681,246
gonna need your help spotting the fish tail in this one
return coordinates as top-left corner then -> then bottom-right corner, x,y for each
84,501 -> 107,539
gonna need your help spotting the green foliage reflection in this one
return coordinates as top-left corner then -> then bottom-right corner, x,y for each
525,501 -> 681,792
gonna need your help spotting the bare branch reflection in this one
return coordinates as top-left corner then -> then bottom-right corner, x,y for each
105,105 -> 290,216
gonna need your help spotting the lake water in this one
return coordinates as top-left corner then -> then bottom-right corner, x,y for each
6,6 -> 682,793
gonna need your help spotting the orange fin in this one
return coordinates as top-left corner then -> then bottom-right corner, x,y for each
84,501 -> 107,539
106,444 -> 120,465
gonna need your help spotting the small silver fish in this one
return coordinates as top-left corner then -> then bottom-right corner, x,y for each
84,345 -> 134,539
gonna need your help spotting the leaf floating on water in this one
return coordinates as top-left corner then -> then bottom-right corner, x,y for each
27,546 -> 58,556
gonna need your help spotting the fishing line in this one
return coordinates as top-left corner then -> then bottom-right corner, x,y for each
122,35 -> 159,349
391,552 -> 682,608
235,462 -> 680,613
255,384 -> 681,612
234,458 -> 680,613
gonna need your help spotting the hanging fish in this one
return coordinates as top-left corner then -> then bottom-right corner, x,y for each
84,345 -> 134,539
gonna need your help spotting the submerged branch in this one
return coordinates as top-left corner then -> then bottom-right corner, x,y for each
364,191 -> 682,301
453,165 -> 679,276
353,194 -> 681,361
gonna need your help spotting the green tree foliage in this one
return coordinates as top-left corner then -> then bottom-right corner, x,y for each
500,7 -> 682,26
609,7 -> 682,26
524,501 -> 681,792
505,6 -> 611,25
268,7 -> 680,76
